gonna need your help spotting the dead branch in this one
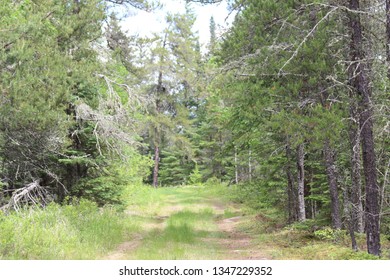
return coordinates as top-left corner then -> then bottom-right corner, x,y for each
1,179 -> 52,213
278,7 -> 339,76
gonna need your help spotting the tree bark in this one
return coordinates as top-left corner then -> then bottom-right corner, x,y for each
348,0 -> 380,256
296,143 -> 306,222
248,149 -> 252,182
349,101 -> 365,233
324,139 -> 341,229
153,144 -> 159,188
386,0 -> 390,79
286,139 -> 297,223
234,146 -> 238,184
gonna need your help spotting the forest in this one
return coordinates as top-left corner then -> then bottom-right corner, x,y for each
0,0 -> 389,260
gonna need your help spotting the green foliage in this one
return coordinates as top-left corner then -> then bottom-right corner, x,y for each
70,147 -> 153,206
204,176 -> 222,188
229,180 -> 285,212
159,148 -> 193,186
313,227 -> 345,242
73,176 -> 125,207
189,163 -> 202,185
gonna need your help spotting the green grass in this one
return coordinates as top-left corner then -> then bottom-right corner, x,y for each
132,210 -> 219,260
123,185 -> 225,260
0,199 -> 139,259
3,182 -> 385,260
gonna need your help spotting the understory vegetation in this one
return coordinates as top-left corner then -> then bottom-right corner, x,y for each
0,199 -> 139,259
2,184 -> 388,260
228,182 -> 389,259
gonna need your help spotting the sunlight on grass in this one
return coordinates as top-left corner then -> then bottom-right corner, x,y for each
0,200 -> 140,259
119,185 -> 225,260
129,207 -> 220,260
3,183 -> 383,260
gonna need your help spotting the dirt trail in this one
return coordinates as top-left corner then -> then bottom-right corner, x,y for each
105,202 -> 188,260
103,191 -> 268,260
210,200 -> 268,260
215,216 -> 268,260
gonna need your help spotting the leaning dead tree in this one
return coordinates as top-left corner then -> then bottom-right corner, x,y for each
74,74 -> 149,158
0,179 -> 52,213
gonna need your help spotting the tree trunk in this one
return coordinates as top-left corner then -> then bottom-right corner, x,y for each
153,144 -> 159,188
349,101 -> 365,233
324,139 -> 342,229
152,68 -> 164,188
296,143 -> 306,222
248,149 -> 252,182
234,146 -> 238,184
348,0 -> 380,256
386,0 -> 390,79
286,139 -> 297,223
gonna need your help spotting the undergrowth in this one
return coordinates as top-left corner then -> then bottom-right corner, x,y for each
0,199 -> 139,259
225,181 -> 389,260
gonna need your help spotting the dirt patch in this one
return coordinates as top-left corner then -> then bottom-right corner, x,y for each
103,214 -> 168,260
215,216 -> 269,260
105,234 -> 143,260
104,190 -> 269,260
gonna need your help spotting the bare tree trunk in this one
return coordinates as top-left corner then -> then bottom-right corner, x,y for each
297,143 -> 306,222
286,139 -> 297,223
153,144 -> 159,188
348,0 -> 380,256
248,149 -> 252,182
386,0 -> 390,79
152,69 -> 163,188
349,101 -> 365,233
324,139 -> 342,229
234,146 -> 238,184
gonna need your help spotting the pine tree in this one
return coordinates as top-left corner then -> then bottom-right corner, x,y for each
209,16 -> 217,54
139,7 -> 203,187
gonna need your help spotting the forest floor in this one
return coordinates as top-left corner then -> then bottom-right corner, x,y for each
103,185 -> 270,260
1,184 -> 385,259
101,185 -> 389,260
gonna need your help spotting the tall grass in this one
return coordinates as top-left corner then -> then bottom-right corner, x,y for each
0,199 -> 139,259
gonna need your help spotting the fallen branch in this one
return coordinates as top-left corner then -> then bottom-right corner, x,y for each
0,179 -> 52,213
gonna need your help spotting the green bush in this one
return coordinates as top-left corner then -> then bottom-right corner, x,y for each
70,148 -> 153,207
204,177 -> 221,188
73,176 -> 125,207
228,181 -> 284,211
189,163 -> 202,185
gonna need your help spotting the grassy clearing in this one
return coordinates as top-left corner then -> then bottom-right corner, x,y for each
0,199 -> 139,259
0,184 -> 227,260
4,182 -> 383,260
130,208 -> 221,259
121,184 -> 226,260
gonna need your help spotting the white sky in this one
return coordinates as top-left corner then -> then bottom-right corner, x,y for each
121,0 -> 232,49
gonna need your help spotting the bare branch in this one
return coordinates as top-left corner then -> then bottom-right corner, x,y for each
1,179 -> 52,213
278,7 -> 338,76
